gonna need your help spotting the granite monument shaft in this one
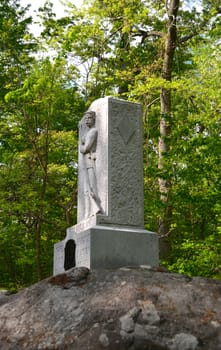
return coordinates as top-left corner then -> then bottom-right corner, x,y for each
54,97 -> 159,274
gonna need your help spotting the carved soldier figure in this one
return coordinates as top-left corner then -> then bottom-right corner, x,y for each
80,110 -> 102,218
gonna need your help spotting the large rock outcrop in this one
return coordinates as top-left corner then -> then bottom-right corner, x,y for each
0,267 -> 220,349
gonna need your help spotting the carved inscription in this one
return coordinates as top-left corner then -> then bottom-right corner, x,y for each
76,232 -> 90,267
53,241 -> 65,275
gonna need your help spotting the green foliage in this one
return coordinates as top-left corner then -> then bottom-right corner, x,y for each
0,0 -> 37,101
0,56 -> 85,288
155,41 -> 221,277
162,234 -> 221,279
1,0 -> 221,289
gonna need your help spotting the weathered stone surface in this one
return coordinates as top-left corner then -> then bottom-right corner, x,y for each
53,97 -> 159,274
78,97 -> 144,227
170,333 -> 199,350
63,225 -> 159,270
0,267 -> 221,350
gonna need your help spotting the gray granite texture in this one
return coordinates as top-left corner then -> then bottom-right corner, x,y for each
78,97 -> 144,227
0,267 -> 221,350
54,97 -> 159,274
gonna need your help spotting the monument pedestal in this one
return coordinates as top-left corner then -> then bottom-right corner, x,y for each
53,222 -> 159,275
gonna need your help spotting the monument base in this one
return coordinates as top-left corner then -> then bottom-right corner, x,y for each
53,224 -> 159,275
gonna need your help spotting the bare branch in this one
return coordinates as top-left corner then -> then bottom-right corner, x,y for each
146,97 -> 161,109
134,29 -> 164,43
179,32 -> 198,43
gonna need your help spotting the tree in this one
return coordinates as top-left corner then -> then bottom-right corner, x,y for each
0,0 -> 36,289
0,57 -> 85,287
158,0 -> 180,254
1,0 -> 220,288
162,40 -> 221,278
62,0 -> 221,274
0,0 -> 36,104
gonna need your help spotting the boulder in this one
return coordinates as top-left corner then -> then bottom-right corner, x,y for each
0,266 -> 220,349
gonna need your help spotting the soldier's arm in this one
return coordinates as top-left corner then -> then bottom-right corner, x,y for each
80,128 -> 97,154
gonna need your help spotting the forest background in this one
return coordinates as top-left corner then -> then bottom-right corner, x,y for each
0,0 -> 220,290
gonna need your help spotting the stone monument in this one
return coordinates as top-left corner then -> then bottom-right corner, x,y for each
53,97 -> 159,275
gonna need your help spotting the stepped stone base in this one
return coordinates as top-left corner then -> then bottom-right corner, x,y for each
53,224 -> 159,275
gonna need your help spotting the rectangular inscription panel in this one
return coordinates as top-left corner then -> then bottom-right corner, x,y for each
53,241 -> 65,275
75,230 -> 91,268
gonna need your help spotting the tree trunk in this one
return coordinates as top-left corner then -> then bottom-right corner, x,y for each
118,32 -> 130,96
35,120 -> 50,281
158,0 -> 179,257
